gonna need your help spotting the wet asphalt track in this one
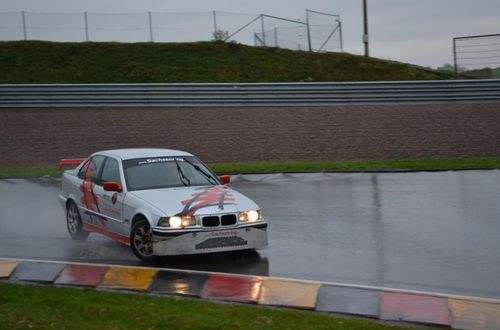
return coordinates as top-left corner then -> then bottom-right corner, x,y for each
1,171 -> 500,299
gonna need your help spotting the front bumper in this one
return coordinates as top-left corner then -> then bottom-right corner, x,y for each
152,222 -> 268,256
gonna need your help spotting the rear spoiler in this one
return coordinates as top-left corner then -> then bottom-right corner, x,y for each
58,159 -> 85,170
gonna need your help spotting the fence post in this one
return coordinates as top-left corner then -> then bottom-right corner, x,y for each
148,11 -> 154,42
305,9 -> 312,52
21,11 -> 27,40
363,0 -> 369,57
260,14 -> 266,46
338,20 -> 343,52
212,10 -> 217,36
84,12 -> 89,41
453,38 -> 458,79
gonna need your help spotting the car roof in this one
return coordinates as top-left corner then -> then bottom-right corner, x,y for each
96,148 -> 194,160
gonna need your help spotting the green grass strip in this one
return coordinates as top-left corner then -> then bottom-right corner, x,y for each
0,283 -> 418,329
209,158 -> 500,174
0,167 -> 63,178
1,158 -> 500,178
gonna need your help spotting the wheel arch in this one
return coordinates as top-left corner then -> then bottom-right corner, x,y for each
131,213 -> 148,229
65,197 -> 76,208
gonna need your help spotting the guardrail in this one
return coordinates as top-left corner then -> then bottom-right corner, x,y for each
1,80 -> 499,107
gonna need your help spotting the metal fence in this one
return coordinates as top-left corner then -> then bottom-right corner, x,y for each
0,10 -> 343,53
1,80 -> 499,107
453,33 -> 500,78
252,10 -> 342,52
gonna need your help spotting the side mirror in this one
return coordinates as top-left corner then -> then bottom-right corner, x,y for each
219,175 -> 231,185
103,181 -> 123,192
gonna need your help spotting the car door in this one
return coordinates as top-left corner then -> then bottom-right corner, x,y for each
92,156 -> 127,237
77,155 -> 106,227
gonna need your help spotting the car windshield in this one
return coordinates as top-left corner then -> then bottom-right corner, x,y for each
123,156 -> 219,191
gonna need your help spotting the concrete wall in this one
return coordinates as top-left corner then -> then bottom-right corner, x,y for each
1,103 -> 499,167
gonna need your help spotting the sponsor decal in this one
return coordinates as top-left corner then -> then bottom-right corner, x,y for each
195,236 -> 247,249
137,157 -> 185,165
177,187 -> 235,217
77,158 -> 125,245
206,230 -> 239,237
79,160 -> 105,227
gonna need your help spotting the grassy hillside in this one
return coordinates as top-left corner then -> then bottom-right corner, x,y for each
0,40 -> 453,83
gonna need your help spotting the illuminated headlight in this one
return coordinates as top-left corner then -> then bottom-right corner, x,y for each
169,216 -> 182,228
239,210 -> 261,222
157,216 -> 196,228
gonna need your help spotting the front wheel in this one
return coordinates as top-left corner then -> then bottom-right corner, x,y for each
66,201 -> 89,241
130,219 -> 157,262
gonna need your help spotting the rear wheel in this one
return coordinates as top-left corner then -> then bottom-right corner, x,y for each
66,201 -> 89,241
131,219 -> 157,262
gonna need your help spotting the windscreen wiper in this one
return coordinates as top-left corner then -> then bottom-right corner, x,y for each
183,158 -> 217,185
174,159 -> 190,186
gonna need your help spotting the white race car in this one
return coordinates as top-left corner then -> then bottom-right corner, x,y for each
58,148 -> 268,261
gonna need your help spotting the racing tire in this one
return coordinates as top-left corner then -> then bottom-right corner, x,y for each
130,219 -> 157,262
66,201 -> 90,241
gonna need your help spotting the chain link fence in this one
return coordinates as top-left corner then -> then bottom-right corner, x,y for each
0,10 -> 343,52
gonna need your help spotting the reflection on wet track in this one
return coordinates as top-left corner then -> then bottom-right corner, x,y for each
1,171 -> 500,299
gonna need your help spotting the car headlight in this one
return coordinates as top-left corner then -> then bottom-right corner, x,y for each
157,216 -> 196,228
239,210 -> 261,222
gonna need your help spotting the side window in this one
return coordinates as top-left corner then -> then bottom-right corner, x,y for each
77,160 -> 90,179
90,156 -> 106,184
100,157 -> 121,184
81,155 -> 106,184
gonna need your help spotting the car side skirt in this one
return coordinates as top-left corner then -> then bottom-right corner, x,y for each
82,223 -> 131,246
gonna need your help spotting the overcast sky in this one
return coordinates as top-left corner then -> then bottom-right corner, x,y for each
1,0 -> 500,68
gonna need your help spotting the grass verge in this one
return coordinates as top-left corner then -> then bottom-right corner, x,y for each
0,158 -> 499,178
0,283 -> 416,329
0,167 -> 63,178
0,40 -> 453,83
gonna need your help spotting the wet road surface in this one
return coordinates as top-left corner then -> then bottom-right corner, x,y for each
1,171 -> 500,299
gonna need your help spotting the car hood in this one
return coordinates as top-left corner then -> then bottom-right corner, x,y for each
130,185 -> 259,216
